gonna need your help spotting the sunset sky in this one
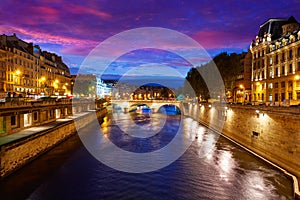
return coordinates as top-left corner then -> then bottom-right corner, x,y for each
1,0 -> 300,80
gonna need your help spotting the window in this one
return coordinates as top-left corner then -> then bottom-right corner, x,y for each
298,62 -> 300,71
281,93 -> 285,101
289,92 -> 292,100
289,64 -> 293,73
33,112 -> 38,121
24,113 -> 32,127
275,68 -> 278,76
282,52 -> 285,61
50,110 -> 54,118
274,82 -> 278,88
11,115 -> 16,126
298,47 -> 300,56
289,50 -> 293,59
269,57 -> 273,65
275,55 -> 278,64
268,83 -> 273,89
281,81 -> 285,88
282,66 -> 285,74
297,92 -> 300,100
275,93 -> 278,101
269,93 -> 272,101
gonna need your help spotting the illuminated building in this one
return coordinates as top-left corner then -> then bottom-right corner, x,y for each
250,16 -> 300,105
232,51 -> 252,103
0,33 -> 71,96
96,77 -> 112,99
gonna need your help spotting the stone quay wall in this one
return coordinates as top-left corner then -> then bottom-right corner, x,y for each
0,108 -> 107,178
183,102 -> 300,199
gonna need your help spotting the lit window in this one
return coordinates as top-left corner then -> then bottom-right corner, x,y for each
268,83 -> 273,89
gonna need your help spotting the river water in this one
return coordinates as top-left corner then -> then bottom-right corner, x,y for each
0,113 -> 294,199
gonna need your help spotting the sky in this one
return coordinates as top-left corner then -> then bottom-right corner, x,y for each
1,0 -> 300,84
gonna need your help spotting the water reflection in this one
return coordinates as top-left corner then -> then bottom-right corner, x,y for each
26,114 -> 293,200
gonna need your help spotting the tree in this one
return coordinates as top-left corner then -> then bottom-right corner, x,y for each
184,52 -> 245,101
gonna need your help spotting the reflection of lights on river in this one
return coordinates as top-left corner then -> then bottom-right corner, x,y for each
101,116 -> 109,137
218,151 -> 235,182
196,127 -> 205,145
198,132 -> 216,159
244,171 -> 269,199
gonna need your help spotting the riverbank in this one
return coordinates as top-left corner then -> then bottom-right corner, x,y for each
183,103 -> 300,199
0,108 -> 107,178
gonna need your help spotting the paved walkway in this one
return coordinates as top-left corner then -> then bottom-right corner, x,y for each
0,112 -> 90,146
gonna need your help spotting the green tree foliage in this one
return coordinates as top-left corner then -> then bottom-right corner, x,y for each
184,67 -> 210,100
74,80 -> 96,96
184,52 -> 245,100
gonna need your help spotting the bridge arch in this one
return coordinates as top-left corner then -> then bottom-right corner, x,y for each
111,100 -> 183,114
129,104 -> 152,113
157,104 -> 181,115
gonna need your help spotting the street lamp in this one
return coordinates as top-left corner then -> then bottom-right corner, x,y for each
15,69 -> 21,76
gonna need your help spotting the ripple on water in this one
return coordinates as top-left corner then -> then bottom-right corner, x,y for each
28,115 -> 294,200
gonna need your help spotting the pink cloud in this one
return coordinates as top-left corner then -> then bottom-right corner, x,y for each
192,30 -> 250,50
65,4 -> 111,19
29,6 -> 59,17
0,25 -> 98,55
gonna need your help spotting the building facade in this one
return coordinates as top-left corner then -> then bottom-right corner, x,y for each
96,77 -> 112,99
0,34 -> 71,97
232,51 -> 252,103
250,16 -> 300,105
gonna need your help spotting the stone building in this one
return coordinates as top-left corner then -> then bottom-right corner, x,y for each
250,16 -> 300,105
232,51 -> 252,103
0,33 -> 71,97
96,77 -> 112,99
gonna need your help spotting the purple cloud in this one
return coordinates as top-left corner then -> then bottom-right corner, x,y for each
1,0 -> 300,76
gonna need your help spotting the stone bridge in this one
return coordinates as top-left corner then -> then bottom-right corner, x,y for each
111,100 -> 183,113
111,100 -> 200,118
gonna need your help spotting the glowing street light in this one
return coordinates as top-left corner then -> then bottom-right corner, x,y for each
15,69 -> 21,75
